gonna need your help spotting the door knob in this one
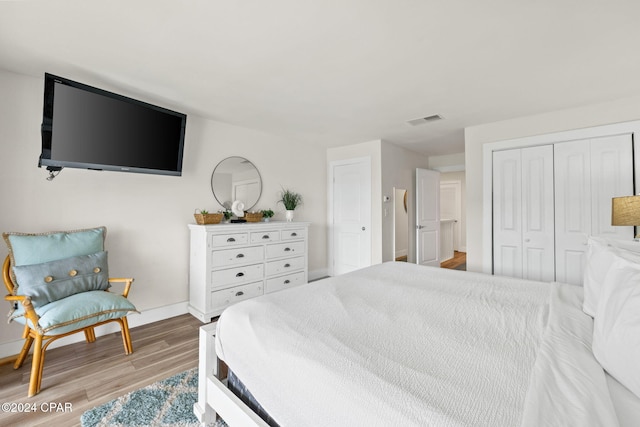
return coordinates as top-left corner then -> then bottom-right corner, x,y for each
362,227 -> 366,231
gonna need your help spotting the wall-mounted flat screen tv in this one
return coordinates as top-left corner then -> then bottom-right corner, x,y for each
39,73 -> 187,177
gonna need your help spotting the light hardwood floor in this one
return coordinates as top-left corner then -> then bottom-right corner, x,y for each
440,251 -> 466,270
0,314 -> 202,427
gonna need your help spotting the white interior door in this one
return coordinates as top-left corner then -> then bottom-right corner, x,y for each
555,135 -> 634,285
493,145 -> 554,281
521,145 -> 555,282
554,140 -> 591,285
330,158 -> 372,275
416,168 -> 440,267
493,149 -> 523,278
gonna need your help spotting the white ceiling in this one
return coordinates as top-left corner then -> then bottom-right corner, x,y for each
3,1 -> 640,156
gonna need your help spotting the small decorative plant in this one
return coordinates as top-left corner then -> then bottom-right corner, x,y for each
278,188 -> 303,211
221,210 -> 233,220
261,209 -> 275,219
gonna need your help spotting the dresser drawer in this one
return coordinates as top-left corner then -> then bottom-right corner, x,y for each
211,246 -> 264,268
210,281 -> 264,310
266,256 -> 305,277
266,241 -> 305,259
211,233 -> 248,247
250,230 -> 280,244
281,228 -> 306,241
211,263 -> 264,289
265,271 -> 306,293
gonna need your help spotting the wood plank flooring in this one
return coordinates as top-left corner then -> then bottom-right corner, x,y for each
0,314 -> 202,427
440,251 -> 466,270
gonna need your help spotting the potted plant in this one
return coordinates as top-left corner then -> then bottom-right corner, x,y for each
261,209 -> 275,222
278,188 -> 303,222
221,209 -> 233,223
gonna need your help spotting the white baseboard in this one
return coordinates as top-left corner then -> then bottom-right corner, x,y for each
395,249 -> 408,258
309,268 -> 328,282
0,301 -> 188,359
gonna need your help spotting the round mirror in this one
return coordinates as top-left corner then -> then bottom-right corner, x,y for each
211,157 -> 262,210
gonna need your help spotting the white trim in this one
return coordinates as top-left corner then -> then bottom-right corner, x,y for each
482,119 -> 640,274
309,268 -> 328,282
431,164 -> 465,173
0,301 -> 188,359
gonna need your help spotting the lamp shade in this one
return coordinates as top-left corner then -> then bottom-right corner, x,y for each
612,195 -> 640,226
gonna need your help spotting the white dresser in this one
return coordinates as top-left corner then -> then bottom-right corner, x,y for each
187,221 -> 310,322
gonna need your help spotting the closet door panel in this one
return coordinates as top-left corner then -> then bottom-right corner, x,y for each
493,149 -> 522,278
521,145 -> 555,282
590,134 -> 634,239
554,141 -> 591,285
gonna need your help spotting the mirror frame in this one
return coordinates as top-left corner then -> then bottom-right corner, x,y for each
210,156 -> 263,211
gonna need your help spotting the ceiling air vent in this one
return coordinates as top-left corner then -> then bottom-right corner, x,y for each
407,114 -> 443,126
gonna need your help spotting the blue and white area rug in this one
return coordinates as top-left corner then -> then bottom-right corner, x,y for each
81,368 -> 226,427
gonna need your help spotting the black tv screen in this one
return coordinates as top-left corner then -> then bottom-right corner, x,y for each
39,73 -> 187,176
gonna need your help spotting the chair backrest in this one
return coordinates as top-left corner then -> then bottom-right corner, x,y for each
3,256 -> 14,294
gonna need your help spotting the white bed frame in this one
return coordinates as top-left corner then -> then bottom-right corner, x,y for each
194,322 -> 270,427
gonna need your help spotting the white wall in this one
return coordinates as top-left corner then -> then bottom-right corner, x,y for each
464,96 -> 640,272
0,70 -> 328,355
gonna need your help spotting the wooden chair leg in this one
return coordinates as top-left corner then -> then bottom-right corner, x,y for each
120,317 -> 133,355
84,327 -> 96,343
14,335 -> 34,369
28,335 -> 44,397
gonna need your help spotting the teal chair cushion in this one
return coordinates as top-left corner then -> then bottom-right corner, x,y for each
12,251 -> 110,308
11,290 -> 137,335
3,226 -> 106,268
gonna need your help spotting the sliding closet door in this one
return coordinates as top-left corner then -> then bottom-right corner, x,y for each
493,149 -> 523,278
554,141 -> 591,285
521,146 -> 555,281
590,136 -> 634,238
554,135 -> 634,285
493,145 -> 554,281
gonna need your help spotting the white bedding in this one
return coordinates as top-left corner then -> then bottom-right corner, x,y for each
215,262 -> 620,426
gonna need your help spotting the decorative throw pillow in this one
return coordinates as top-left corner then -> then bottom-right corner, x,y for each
3,226 -> 106,267
583,236 -> 640,317
2,226 -> 106,291
592,256 -> 640,399
12,251 -> 109,308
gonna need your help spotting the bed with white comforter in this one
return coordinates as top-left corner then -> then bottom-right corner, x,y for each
210,261 -> 638,426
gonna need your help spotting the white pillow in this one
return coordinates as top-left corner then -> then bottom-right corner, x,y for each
592,256 -> 640,399
583,237 -> 640,317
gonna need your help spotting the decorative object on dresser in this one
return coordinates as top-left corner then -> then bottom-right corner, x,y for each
193,209 -> 223,225
211,157 -> 262,212
187,221 -> 310,323
261,209 -> 274,222
244,211 -> 263,222
278,187 -> 303,222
